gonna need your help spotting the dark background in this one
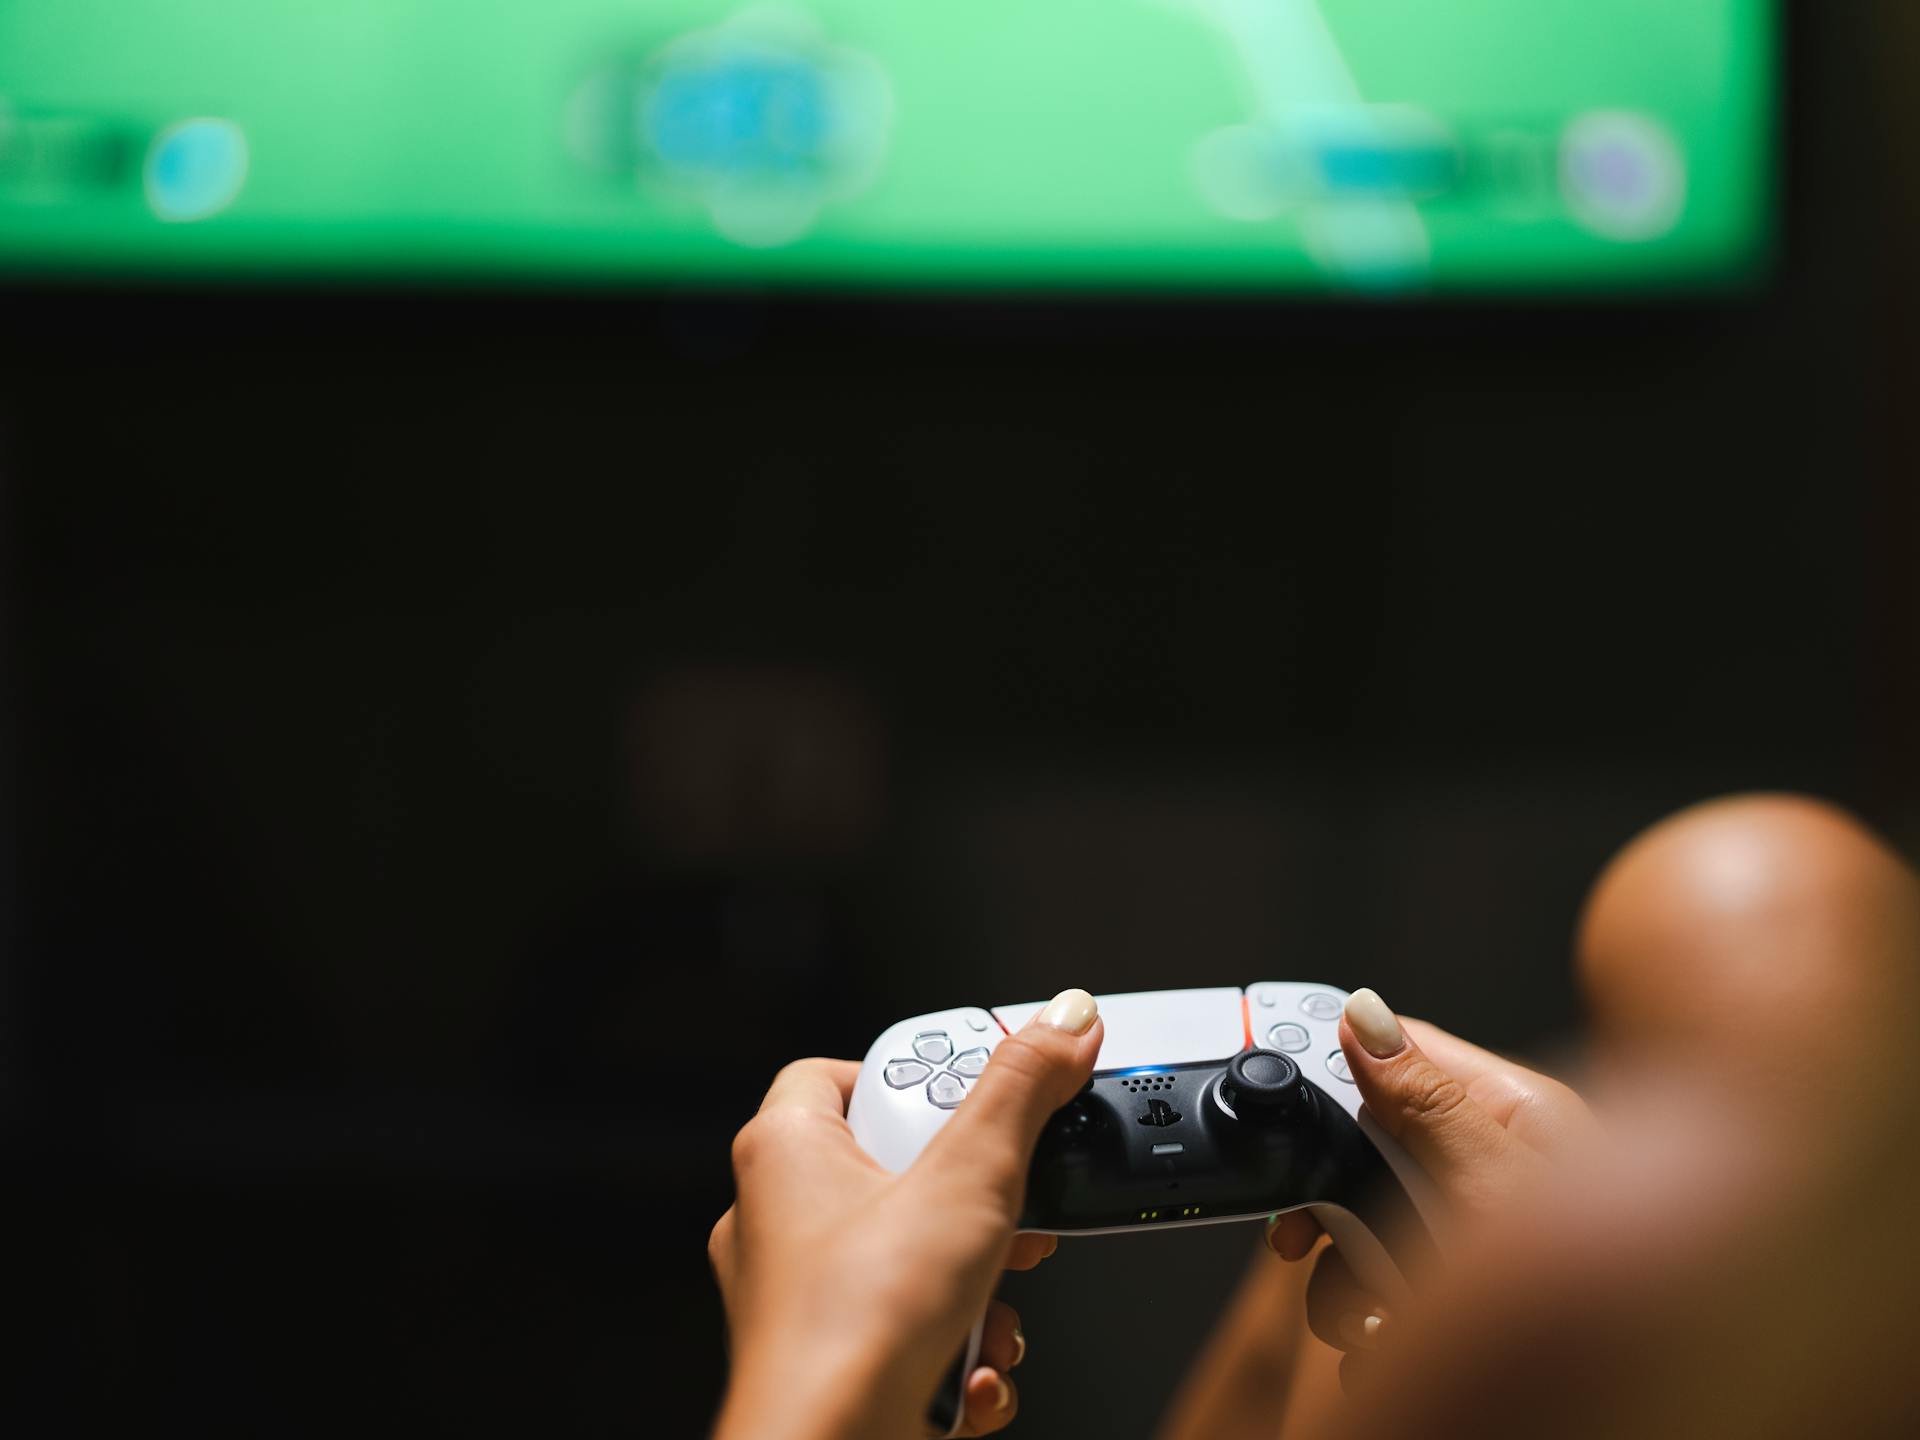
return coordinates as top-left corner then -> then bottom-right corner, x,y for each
5,4 -> 1917,1435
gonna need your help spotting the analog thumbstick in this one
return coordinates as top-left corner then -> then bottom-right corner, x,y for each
1221,1049 -> 1310,1122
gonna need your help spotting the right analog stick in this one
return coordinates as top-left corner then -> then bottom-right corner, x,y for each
1222,1049 -> 1311,1122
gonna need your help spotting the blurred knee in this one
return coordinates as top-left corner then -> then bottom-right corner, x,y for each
1576,795 -> 1920,1057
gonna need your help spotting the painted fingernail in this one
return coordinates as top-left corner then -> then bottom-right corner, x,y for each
1339,1311 -> 1387,1350
986,1369 -> 1012,1412
1010,1327 -> 1027,1368
1345,988 -> 1405,1059
1037,988 -> 1098,1036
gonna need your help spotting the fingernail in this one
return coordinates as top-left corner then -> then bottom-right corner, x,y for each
1339,1311 -> 1387,1350
1037,988 -> 1098,1035
1345,988 -> 1405,1059
988,1370 -> 1012,1412
1010,1327 -> 1027,1368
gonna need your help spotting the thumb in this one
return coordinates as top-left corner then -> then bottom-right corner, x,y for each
913,989 -> 1104,1216
1340,988 -> 1515,1198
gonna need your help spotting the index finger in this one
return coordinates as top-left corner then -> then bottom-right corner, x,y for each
756,1057 -> 860,1118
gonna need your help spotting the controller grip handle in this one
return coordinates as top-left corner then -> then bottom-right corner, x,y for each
1302,1202 -> 1417,1306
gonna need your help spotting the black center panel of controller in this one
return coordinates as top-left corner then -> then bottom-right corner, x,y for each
1021,1052 -> 1426,1247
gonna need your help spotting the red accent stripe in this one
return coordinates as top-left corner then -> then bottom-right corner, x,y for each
1241,994 -> 1253,1050
991,1010 -> 1010,1035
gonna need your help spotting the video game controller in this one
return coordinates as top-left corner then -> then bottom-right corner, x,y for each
846,984 -> 1444,1435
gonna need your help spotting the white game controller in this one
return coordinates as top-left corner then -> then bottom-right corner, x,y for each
847,984 -> 1443,1434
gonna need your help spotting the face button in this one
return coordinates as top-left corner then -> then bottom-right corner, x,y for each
1326,1050 -> 1354,1083
1266,1022 -> 1311,1053
884,1060 -> 932,1088
913,1031 -> 954,1064
927,1072 -> 968,1109
1300,992 -> 1344,1021
1220,1048 -> 1310,1122
949,1047 -> 990,1079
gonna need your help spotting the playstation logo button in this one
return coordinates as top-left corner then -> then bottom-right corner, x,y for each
1138,1098 -> 1182,1127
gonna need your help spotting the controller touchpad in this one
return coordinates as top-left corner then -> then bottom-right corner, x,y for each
991,987 -> 1244,1070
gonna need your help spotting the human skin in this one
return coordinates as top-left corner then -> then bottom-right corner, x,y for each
708,989 -> 1104,1440
708,795 -> 1920,1440
1160,1008 -> 1596,1440
1158,794 -> 1920,1440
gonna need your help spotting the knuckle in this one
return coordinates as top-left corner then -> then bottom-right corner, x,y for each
731,1105 -> 827,1172
1398,1062 -> 1471,1127
1543,1075 -> 1589,1117
984,1032 -> 1058,1090
769,1056 -> 827,1090
731,1113 -> 788,1170
729,1116 -> 766,1171
1517,1076 -> 1595,1149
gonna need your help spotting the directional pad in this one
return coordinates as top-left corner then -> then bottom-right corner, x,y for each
884,1059 -> 933,1088
1267,1023 -> 1311,1053
927,1072 -> 968,1109
913,1031 -> 954,1064
948,1047 -> 990,1079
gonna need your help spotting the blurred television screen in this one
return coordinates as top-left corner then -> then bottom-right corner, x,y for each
0,0 -> 1775,292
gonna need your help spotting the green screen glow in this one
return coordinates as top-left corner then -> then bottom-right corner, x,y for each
0,0 -> 1776,292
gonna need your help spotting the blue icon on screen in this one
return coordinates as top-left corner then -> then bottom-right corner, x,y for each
145,117 -> 248,222
647,59 -> 832,176
1314,140 -> 1458,198
628,10 -> 892,248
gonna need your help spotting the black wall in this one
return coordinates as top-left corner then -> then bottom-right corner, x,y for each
6,5 -> 1916,1435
